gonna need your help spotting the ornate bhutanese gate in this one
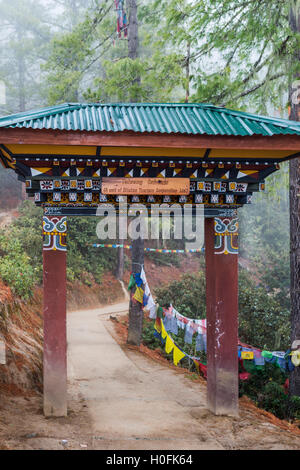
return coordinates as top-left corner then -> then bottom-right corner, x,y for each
1,103 -> 300,418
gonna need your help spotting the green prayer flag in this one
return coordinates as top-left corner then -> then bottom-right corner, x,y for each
127,274 -> 136,291
261,351 -> 273,359
157,306 -> 164,319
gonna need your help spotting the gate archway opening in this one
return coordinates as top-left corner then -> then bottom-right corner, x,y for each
0,102 -> 299,418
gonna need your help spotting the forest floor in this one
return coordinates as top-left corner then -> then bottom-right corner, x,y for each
1,301 -> 300,451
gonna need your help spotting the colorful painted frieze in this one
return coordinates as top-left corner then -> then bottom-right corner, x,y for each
214,217 -> 239,255
43,215 -> 67,252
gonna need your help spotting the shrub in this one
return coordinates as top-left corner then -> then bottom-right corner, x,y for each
142,269 -> 298,422
238,270 -> 290,351
154,271 -> 206,319
0,234 -> 35,298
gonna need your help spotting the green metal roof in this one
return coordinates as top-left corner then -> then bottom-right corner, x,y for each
1,102 -> 300,137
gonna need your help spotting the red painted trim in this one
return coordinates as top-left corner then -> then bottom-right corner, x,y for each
43,243 -> 67,417
1,127 -> 300,151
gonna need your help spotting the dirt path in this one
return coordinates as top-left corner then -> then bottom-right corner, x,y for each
68,303 -> 222,450
67,304 -> 300,451
1,302 -> 300,450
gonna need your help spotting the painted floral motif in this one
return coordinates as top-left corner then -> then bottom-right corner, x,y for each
61,180 -> 70,191
40,180 -> 53,191
53,192 -> 61,202
92,180 -> 101,191
84,193 -> 93,202
84,180 -> 93,189
70,180 -> 78,189
214,217 -> 238,255
43,216 -> 67,252
77,180 -> 85,191
69,192 -> 77,202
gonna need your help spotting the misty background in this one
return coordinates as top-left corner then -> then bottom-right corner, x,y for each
0,0 -> 291,320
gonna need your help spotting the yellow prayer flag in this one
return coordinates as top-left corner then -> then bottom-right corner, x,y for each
241,351 -> 254,360
173,344 -> 186,366
133,286 -> 144,304
165,334 -> 174,354
161,320 -> 168,340
291,351 -> 300,367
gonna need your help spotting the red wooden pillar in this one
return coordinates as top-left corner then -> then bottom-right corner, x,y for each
205,215 -> 239,417
43,214 -> 67,417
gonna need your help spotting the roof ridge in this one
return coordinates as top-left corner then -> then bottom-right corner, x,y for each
66,101 -> 223,107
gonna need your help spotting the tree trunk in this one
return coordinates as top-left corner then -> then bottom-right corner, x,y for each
127,236 -> 144,345
289,153 -> 300,398
289,2 -> 300,398
127,0 -> 139,60
126,0 -> 141,101
116,246 -> 124,280
185,42 -> 191,103
126,0 -> 144,346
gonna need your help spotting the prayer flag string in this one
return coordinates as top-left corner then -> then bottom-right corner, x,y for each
92,243 -> 204,254
125,265 -> 299,380
127,267 -> 299,375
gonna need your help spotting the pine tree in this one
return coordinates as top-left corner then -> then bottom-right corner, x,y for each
43,0 -> 185,104
126,0 -> 145,347
156,0 -> 300,398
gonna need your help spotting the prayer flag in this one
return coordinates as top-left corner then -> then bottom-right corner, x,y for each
291,351 -> 300,367
241,351 -> 254,360
154,318 -> 162,334
165,335 -> 175,354
173,345 -> 186,366
133,286 -> 144,304
127,274 -> 135,291
161,320 -> 168,340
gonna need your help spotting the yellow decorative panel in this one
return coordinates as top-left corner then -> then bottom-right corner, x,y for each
209,149 -> 292,160
100,147 -> 207,158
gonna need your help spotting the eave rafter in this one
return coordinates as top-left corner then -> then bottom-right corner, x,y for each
0,128 -> 300,153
